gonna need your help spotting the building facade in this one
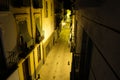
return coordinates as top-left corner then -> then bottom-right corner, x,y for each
70,0 -> 120,80
0,0 -> 56,80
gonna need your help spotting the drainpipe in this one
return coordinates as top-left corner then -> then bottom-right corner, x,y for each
30,0 -> 37,79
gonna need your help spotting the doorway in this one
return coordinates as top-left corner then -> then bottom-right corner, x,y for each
22,58 -> 31,80
79,30 -> 93,80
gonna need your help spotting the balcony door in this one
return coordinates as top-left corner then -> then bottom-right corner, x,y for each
22,58 -> 31,80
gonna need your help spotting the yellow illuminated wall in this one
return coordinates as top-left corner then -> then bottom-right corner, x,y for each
40,0 -> 55,62
18,63 -> 24,80
29,52 -> 35,79
34,47 -> 39,68
11,7 -> 34,80
7,0 -> 55,80
42,0 -> 54,43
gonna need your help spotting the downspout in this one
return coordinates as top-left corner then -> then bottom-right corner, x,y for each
30,0 -> 37,79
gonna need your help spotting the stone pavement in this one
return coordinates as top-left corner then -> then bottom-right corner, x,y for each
39,29 -> 72,80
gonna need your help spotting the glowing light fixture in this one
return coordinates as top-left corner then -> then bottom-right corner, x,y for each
62,21 -> 66,26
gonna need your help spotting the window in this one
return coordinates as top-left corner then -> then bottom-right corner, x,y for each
22,58 -> 31,80
37,45 -> 41,62
45,0 -> 48,17
46,43 -> 50,56
33,0 -> 43,8
51,2 -> 52,16
11,0 -> 30,7
15,15 -> 33,53
35,17 -> 41,43
34,14 -> 44,43
0,0 -> 9,11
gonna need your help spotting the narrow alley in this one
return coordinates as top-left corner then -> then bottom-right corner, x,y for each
39,28 -> 72,80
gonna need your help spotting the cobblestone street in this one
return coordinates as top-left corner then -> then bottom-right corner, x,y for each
39,28 -> 72,80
